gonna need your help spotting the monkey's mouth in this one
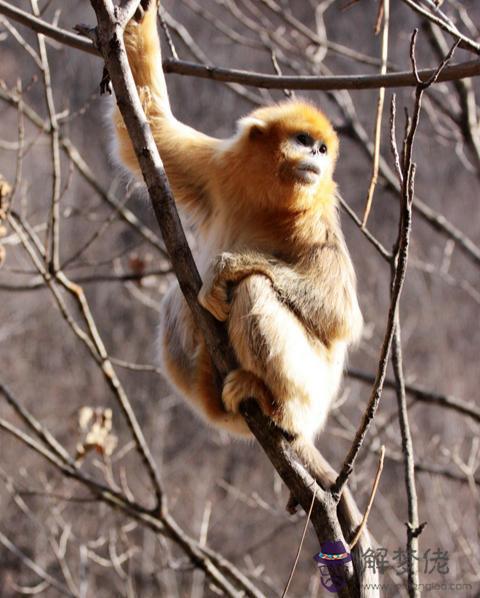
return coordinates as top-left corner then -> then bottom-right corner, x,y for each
295,161 -> 321,183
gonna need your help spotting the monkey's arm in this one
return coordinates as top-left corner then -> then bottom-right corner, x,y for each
114,2 -> 217,215
199,249 -> 363,345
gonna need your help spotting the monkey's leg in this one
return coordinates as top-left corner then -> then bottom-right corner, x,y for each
159,285 -> 250,435
226,278 -> 370,540
227,275 -> 343,440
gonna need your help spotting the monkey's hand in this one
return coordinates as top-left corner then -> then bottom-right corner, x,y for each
198,252 -> 277,321
134,0 -> 159,22
198,252 -> 234,321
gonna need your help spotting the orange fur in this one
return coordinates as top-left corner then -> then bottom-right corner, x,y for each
114,7 -> 378,592
117,2 -> 363,437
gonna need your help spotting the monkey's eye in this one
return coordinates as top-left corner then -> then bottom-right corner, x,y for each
319,143 -> 327,154
295,133 -> 315,147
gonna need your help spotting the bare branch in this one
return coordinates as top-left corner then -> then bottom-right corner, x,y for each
30,0 -> 62,272
400,0 -> 480,55
347,368 -> 480,424
1,0 -> 480,91
0,395 -> 262,598
362,0 -> 390,227
0,0 -> 97,54
334,79 -> 424,498
162,56 -> 480,91
349,446 -> 385,550
0,530 -> 74,597
391,317 -> 423,597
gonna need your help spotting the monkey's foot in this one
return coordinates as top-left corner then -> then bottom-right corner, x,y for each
198,277 -> 230,322
286,492 -> 299,515
222,369 -> 274,416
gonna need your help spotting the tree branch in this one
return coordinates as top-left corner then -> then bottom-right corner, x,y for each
347,368 -> 480,424
400,0 -> 480,55
1,0 -> 480,91
333,30 -> 457,496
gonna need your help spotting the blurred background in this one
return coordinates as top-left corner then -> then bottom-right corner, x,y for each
0,1 -> 479,596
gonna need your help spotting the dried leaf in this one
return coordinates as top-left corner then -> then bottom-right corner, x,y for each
76,406 -> 118,461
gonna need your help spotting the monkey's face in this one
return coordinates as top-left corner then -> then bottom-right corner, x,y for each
279,131 -> 334,187
244,101 -> 338,192
224,101 -> 339,209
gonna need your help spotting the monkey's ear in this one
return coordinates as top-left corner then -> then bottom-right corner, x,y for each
239,117 -> 268,140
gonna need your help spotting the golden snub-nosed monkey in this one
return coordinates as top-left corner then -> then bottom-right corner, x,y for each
113,4 -> 376,594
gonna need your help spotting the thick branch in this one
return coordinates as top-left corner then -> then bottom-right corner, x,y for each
162,57 -> 480,91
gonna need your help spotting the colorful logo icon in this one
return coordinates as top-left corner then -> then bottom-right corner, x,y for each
314,540 -> 352,593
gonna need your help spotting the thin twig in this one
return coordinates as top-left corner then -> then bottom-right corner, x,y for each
333,49 -> 439,496
7,211 -> 165,514
0,87 -> 167,255
0,0 -> 97,54
391,316 -> 422,597
400,0 -> 480,55
30,0 -> 62,272
281,487 -> 317,598
347,368 -> 480,424
0,268 -> 172,291
349,446 -> 385,550
0,400 -> 261,598
158,8 -> 178,60
0,530 -> 74,597
0,15 -> 42,67
362,0 -> 390,226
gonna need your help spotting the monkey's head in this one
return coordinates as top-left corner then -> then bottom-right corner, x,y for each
227,100 -> 339,209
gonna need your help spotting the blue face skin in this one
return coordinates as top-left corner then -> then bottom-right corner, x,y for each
290,132 -> 329,184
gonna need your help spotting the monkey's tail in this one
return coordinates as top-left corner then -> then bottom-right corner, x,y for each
291,438 -> 380,598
